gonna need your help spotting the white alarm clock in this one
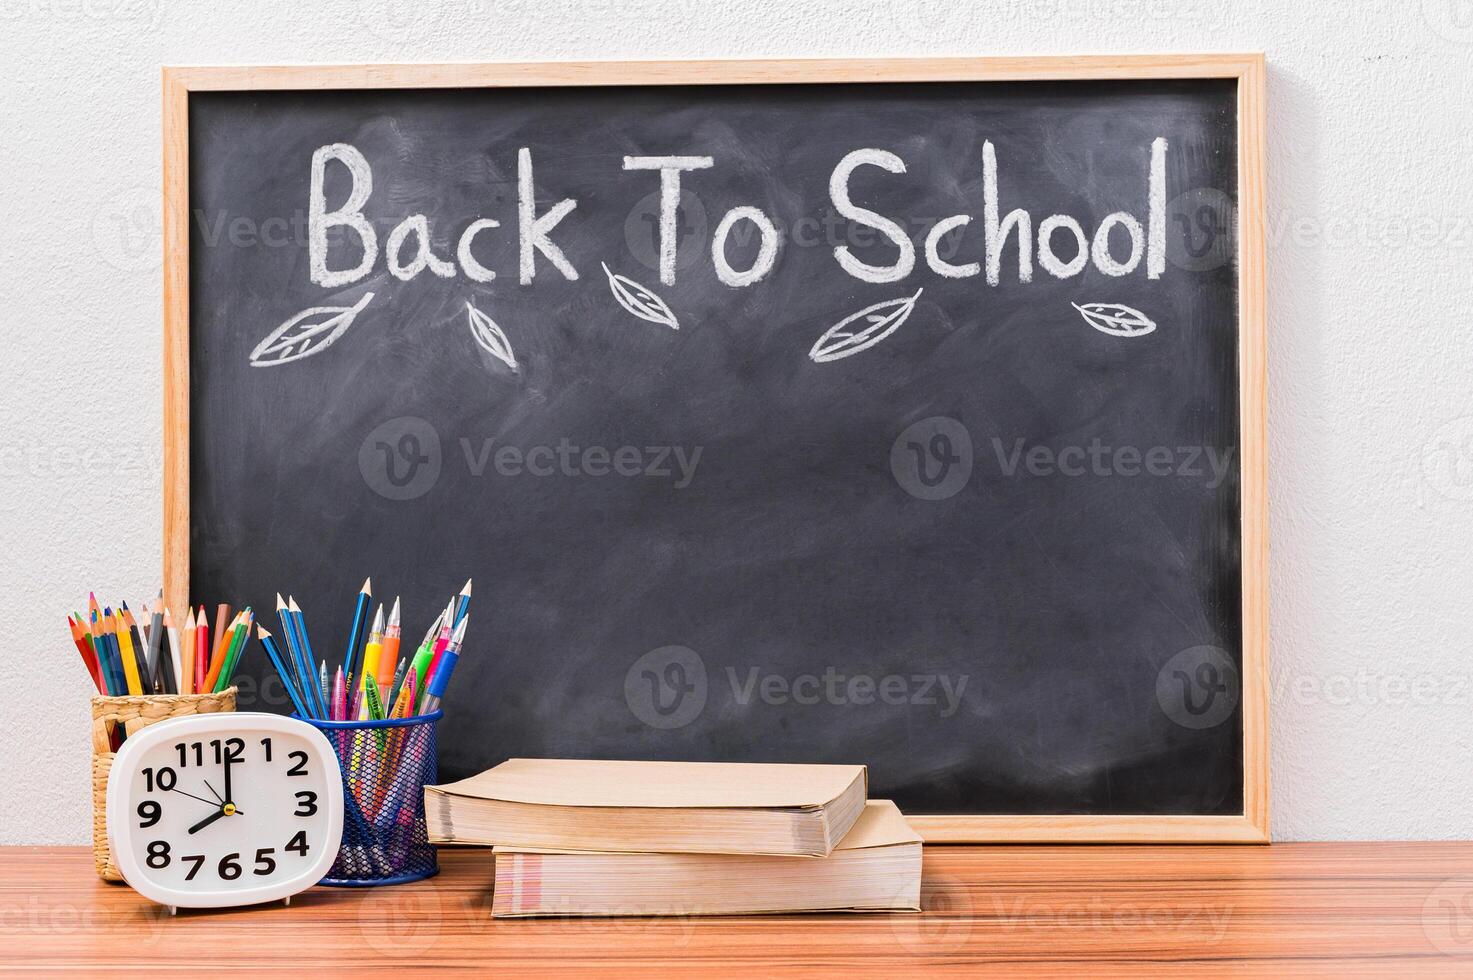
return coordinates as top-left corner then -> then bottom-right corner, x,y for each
106,712 -> 343,910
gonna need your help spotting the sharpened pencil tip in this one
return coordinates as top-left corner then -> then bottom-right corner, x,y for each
362,577 -> 372,595
275,593 -> 287,609
461,578 -> 473,595
257,625 -> 271,638
288,596 -> 301,612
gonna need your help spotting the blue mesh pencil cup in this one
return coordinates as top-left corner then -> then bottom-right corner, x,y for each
303,711 -> 441,886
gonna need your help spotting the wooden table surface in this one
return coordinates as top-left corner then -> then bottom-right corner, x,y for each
3,844 -> 1473,975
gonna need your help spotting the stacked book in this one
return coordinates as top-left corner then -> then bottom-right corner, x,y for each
425,759 -> 922,917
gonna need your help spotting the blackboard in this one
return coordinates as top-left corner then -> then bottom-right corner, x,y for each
165,59 -> 1268,841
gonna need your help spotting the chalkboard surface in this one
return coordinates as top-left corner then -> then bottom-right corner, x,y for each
187,76 -> 1244,817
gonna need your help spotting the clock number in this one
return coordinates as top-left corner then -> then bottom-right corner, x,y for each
253,848 -> 277,876
224,737 -> 245,762
182,854 -> 205,881
293,791 -> 318,817
175,742 -> 202,767
287,751 -> 309,776
260,737 -> 273,762
285,830 -> 309,857
218,853 -> 242,880
142,766 -> 177,792
137,800 -> 161,829
146,840 -> 171,869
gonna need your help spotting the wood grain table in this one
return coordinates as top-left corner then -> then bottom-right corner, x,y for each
3,844 -> 1472,975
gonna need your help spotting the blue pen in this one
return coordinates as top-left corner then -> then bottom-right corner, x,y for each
420,616 -> 468,714
257,627 -> 312,719
452,579 -> 472,626
341,578 -> 372,686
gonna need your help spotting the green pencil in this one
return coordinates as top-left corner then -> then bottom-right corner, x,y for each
214,610 -> 252,692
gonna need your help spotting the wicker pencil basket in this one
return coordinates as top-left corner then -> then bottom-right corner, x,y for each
90,688 -> 237,881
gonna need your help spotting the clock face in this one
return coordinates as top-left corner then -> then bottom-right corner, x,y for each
107,713 -> 342,908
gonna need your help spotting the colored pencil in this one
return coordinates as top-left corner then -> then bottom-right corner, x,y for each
84,614 -> 106,695
157,610 -> 178,695
181,607 -> 197,693
165,608 -> 183,695
211,603 -> 231,676
213,610 -> 251,693
201,612 -> 238,693
359,604 -> 385,698
130,604 -> 155,694
257,627 -> 311,719
124,605 -> 150,694
279,595 -> 321,719
111,610 -> 142,695
290,597 -> 329,719
273,594 -> 300,687
145,598 -> 165,694
68,616 -> 104,693
194,604 -> 209,695
341,578 -> 373,689
94,616 -> 121,696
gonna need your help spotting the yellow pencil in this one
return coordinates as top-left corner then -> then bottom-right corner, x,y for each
114,611 -> 143,695
358,605 -> 385,714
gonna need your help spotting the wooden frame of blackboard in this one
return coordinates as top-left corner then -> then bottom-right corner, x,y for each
161,55 -> 1268,843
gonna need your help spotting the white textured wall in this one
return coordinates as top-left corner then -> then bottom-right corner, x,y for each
2,0 -> 1471,843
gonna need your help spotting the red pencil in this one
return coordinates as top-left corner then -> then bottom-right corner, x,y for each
68,615 -> 104,693
194,606 -> 210,694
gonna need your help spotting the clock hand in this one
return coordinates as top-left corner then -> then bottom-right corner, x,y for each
223,752 -> 234,804
169,786 -> 223,808
203,779 -> 224,804
188,808 -> 228,835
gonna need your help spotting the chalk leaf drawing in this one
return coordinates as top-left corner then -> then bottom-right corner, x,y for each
809,288 -> 923,363
601,262 -> 679,330
466,301 -> 518,371
1072,302 -> 1157,338
250,292 -> 375,367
